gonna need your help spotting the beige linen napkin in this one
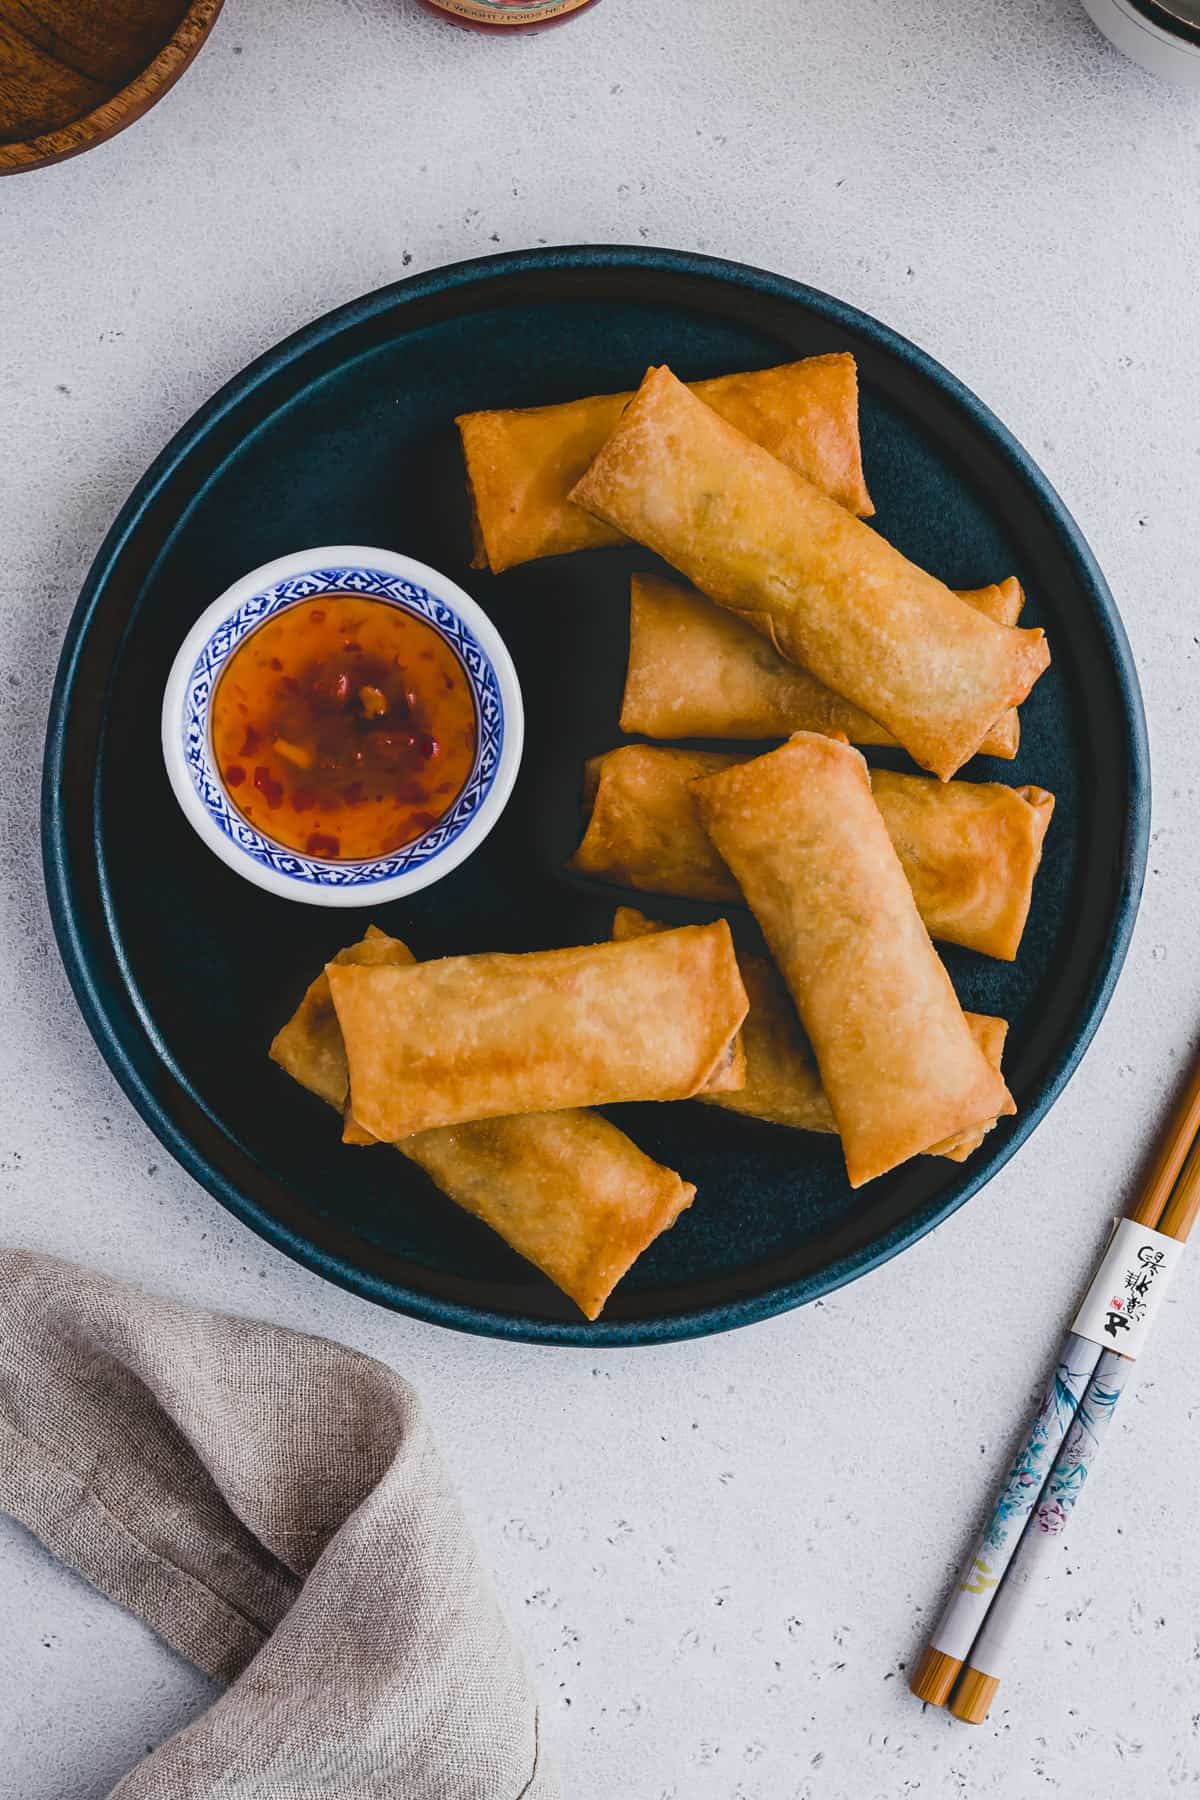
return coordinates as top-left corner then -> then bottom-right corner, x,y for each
0,1248 -> 559,1799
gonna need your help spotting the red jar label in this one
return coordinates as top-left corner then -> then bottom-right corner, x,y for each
424,0 -> 593,20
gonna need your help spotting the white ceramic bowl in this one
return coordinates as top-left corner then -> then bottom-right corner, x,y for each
1082,0 -> 1200,84
161,546 -> 524,907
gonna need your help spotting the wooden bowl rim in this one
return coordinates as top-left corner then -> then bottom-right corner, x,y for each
0,0 -> 225,176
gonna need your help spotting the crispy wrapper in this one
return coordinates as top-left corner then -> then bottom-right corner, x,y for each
269,927 -> 413,1107
570,744 -> 1053,962
458,353 -> 872,574
326,923 -> 749,1142
569,367 -> 1049,779
620,572 -> 1024,759
571,746 -> 743,906
868,768 -> 1054,961
611,908 -> 1012,1162
690,736 -> 1015,1186
269,928 -> 696,1320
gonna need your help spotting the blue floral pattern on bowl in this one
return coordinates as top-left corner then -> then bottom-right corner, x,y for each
182,566 -> 504,887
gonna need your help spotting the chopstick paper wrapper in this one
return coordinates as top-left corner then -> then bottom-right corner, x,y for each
1068,1217 -> 1183,1352
911,1222 -> 1181,1705
949,1218 -> 1183,1721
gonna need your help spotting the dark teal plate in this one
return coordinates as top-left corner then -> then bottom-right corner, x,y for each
42,247 -> 1149,1345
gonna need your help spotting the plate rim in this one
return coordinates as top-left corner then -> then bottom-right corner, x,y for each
42,244 -> 1151,1347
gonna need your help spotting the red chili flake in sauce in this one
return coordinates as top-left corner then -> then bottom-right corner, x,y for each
211,594 -> 477,859
253,766 -> 284,808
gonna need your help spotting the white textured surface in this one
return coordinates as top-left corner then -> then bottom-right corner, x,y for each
2,1 -> 1200,1794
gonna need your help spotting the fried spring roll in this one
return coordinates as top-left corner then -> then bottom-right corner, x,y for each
458,354 -> 873,574
620,573 -> 1024,759
571,746 -> 742,906
690,736 -> 1014,1186
401,1113 -> 695,1320
326,923 -> 749,1142
611,908 -> 1011,1162
270,927 -> 696,1320
569,367 -> 1050,779
868,768 -> 1054,960
570,745 -> 1053,961
270,926 -> 411,1106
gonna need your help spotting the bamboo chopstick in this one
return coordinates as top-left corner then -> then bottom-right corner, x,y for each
1157,1123 -> 1200,1239
950,1123 -> 1200,1721
910,1051 -> 1200,1709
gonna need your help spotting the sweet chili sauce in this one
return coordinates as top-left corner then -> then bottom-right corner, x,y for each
416,0 -> 600,30
211,596 -> 477,861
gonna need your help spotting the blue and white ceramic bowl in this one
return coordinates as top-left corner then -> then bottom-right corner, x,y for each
161,546 -> 524,907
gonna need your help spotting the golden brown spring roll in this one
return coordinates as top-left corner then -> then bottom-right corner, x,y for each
327,923 -> 749,1142
400,1113 -> 695,1320
570,745 -> 1053,961
569,367 -> 1050,779
270,927 -> 695,1320
691,736 -> 1014,1186
571,746 -> 742,906
868,768 -> 1054,960
458,354 -> 873,574
620,573 -> 1024,759
611,908 -> 1011,1162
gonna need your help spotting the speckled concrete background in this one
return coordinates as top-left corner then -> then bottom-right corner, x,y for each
2,1 -> 1199,1794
